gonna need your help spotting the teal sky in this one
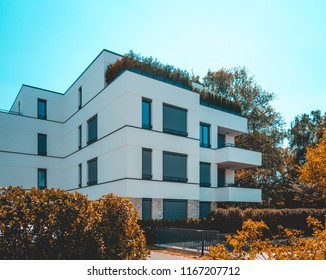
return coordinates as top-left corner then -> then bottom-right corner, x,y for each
0,0 -> 325,128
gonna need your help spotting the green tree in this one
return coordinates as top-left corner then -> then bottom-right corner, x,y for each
202,67 -> 286,206
288,110 -> 325,166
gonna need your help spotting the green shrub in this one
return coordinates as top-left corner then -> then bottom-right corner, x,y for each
139,208 -> 326,244
0,187 -> 147,260
208,207 -> 326,235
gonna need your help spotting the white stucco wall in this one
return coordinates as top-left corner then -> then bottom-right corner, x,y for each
0,50 -> 263,210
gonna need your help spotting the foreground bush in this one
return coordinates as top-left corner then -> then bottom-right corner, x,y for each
92,194 -> 147,260
206,217 -> 326,260
0,187 -> 147,260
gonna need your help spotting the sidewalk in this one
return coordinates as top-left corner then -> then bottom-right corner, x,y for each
147,251 -> 191,260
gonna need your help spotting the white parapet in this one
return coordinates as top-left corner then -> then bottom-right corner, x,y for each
216,146 -> 262,169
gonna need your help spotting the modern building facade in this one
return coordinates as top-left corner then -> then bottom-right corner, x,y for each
0,49 -> 262,219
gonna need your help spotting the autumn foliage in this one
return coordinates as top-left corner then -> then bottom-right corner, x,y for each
206,217 -> 326,260
0,187 -> 147,260
299,127 -> 326,196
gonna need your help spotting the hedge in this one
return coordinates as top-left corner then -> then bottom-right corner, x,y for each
139,208 -> 326,244
0,187 -> 147,260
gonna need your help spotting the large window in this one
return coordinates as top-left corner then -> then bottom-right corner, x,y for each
142,198 -> 152,220
218,168 -> 226,187
78,86 -> 82,110
78,125 -> 82,149
163,151 -> 187,182
200,123 -> 210,147
37,133 -> 47,156
87,115 -> 97,145
78,163 -> 82,188
218,134 -> 226,148
163,104 -> 187,136
37,98 -> 47,120
163,199 -> 187,220
142,98 -> 152,129
200,162 -> 211,187
199,202 -> 211,218
87,158 -> 98,186
142,148 -> 152,179
38,169 -> 47,190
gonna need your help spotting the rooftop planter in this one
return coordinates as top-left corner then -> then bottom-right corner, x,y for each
199,89 -> 242,115
105,51 -> 192,89
105,51 -> 242,115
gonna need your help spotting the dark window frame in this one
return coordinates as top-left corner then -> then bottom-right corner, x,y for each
200,161 -> 211,187
78,86 -> 82,110
37,98 -> 47,120
163,103 -> 188,137
37,168 -> 47,190
87,157 -> 98,186
87,114 -> 98,145
218,168 -> 226,187
163,151 -> 188,183
37,133 -> 47,156
142,198 -> 152,220
142,148 -> 152,180
142,98 -> 152,129
199,202 -> 211,218
78,163 -> 82,188
78,125 -> 82,149
163,199 -> 187,220
200,122 -> 211,148
218,134 -> 226,149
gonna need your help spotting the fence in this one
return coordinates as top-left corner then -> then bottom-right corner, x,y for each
154,227 -> 231,255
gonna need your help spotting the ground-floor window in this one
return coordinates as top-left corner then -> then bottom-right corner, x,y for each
199,202 -> 211,218
163,199 -> 187,220
142,198 -> 152,220
37,168 -> 47,190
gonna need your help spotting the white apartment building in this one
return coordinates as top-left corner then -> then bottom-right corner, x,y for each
0,49 -> 262,220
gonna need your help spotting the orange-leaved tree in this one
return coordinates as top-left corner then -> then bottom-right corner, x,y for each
299,127 -> 326,197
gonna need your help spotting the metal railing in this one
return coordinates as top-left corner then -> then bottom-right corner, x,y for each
154,227 -> 231,255
0,109 -> 22,116
217,183 -> 261,189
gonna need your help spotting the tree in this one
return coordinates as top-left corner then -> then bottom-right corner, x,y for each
288,110 -> 325,166
299,127 -> 326,197
202,67 -> 286,206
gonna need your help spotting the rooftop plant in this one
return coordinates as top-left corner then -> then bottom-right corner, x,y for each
199,89 -> 242,115
105,50 -> 192,89
105,50 -> 241,115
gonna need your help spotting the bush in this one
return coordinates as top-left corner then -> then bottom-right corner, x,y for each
206,217 -> 326,260
139,208 -> 326,244
0,187 -> 147,260
91,194 -> 147,260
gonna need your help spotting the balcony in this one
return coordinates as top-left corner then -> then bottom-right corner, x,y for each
216,184 -> 262,203
216,144 -> 262,169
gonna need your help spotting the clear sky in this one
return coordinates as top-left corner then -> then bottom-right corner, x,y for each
0,0 -> 325,128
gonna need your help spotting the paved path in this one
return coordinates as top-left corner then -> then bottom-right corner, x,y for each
147,251 -> 191,260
